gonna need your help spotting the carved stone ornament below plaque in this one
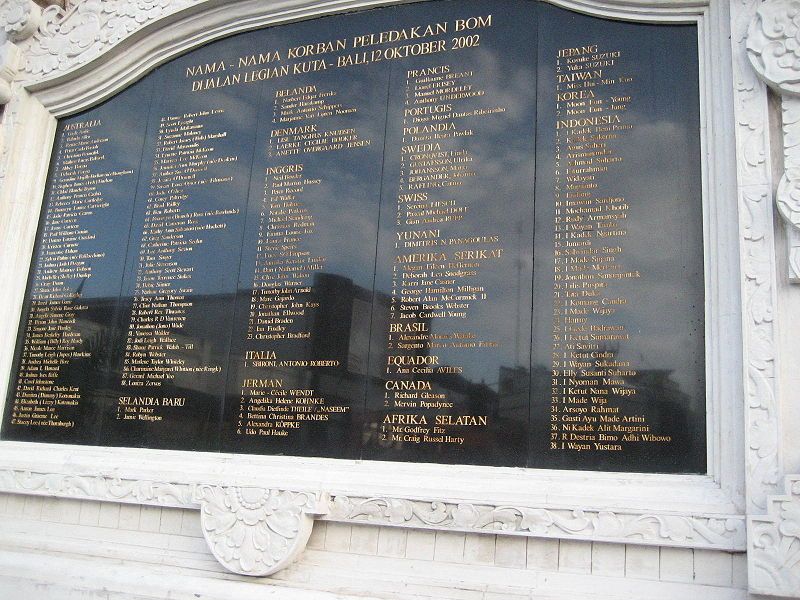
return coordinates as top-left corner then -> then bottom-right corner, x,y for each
194,485 -> 327,576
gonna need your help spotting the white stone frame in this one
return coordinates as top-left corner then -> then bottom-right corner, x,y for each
0,0 -> 786,592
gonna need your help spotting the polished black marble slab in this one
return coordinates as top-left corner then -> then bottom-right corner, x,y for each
2,0 -> 706,474
361,0 -> 537,467
530,4 -> 705,473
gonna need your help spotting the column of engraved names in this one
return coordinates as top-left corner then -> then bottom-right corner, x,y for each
550,44 -> 665,454
10,120 -> 131,431
119,110 -> 236,421
381,64 -> 505,448
235,85 -> 369,439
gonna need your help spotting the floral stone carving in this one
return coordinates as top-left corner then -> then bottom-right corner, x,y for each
327,496 -> 745,550
22,0 -> 198,77
749,476 -> 800,597
1,0 -> 42,43
195,485 -> 327,576
0,0 -> 40,105
747,0 -> 800,95
747,0 -> 800,281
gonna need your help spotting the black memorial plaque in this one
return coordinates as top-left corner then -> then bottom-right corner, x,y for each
1,0 -> 707,474
2,77 -> 153,445
530,4 -> 706,473
219,11 -> 393,458
360,0 -> 537,467
102,35 -> 261,450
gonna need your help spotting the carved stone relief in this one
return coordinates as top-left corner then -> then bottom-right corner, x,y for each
0,469 -> 329,576
20,0 -> 200,77
195,486 -> 326,576
1,0 -> 42,43
749,476 -> 800,596
742,0 -> 800,596
328,496 -> 745,549
0,468 -> 748,556
0,0 -> 40,105
0,42 -> 21,105
748,0 -> 800,282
